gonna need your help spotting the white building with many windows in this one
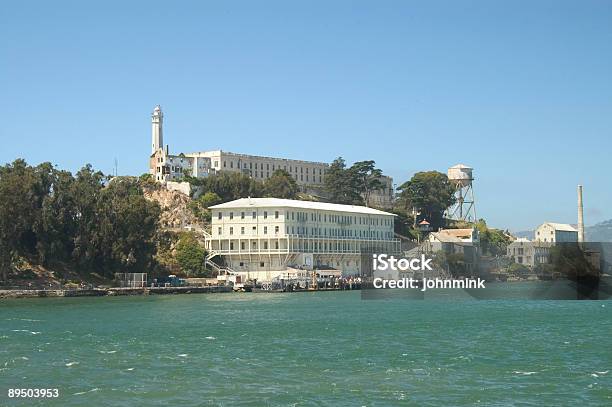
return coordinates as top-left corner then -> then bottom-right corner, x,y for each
148,106 -> 394,207
535,222 -> 578,243
204,198 -> 400,281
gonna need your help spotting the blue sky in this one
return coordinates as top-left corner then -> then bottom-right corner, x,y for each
1,0 -> 611,231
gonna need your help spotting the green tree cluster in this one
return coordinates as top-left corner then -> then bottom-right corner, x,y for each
188,169 -> 301,204
474,219 -> 511,256
324,157 -> 385,206
263,169 -> 299,199
0,160 -> 160,282
396,171 -> 455,231
175,232 -> 208,277
186,170 -> 300,223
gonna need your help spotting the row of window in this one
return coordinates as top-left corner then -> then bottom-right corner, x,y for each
219,160 -> 325,175
230,241 -> 280,250
216,225 -> 393,239
220,211 -> 281,220
216,210 -> 393,227
221,225 -> 282,235
289,211 -> 392,227
218,240 -> 396,252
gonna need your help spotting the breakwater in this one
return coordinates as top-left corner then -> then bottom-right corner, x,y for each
0,285 -> 232,299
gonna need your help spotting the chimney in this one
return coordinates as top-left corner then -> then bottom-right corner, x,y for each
577,185 -> 585,243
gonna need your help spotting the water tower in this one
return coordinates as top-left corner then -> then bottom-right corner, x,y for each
446,164 -> 477,222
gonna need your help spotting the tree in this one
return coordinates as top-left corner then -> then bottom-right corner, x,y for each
175,232 -> 207,276
396,171 -> 455,231
92,177 -> 161,276
0,160 -> 53,281
36,169 -> 78,265
475,219 -> 511,256
432,250 -> 467,277
0,160 -> 162,283
198,172 -> 264,202
199,191 -> 222,208
508,263 -> 530,275
69,165 -> 107,271
324,157 -> 363,205
188,192 -> 222,223
350,160 -> 383,207
390,209 -> 416,239
264,169 -> 299,199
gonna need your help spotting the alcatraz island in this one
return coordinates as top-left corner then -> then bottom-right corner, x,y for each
0,106 -> 606,298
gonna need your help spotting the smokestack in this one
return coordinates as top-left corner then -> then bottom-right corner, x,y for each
577,185 -> 585,243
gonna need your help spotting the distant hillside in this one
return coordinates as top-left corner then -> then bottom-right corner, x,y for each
511,219 -> 612,242
587,219 -> 612,242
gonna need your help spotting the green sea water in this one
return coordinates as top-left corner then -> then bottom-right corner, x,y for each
1,284 -> 611,406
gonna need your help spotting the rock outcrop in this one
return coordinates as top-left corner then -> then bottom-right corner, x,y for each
143,186 -> 199,228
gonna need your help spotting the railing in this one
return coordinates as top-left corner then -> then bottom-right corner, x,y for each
205,257 -> 238,276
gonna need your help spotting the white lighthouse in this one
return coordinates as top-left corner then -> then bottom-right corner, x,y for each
151,105 -> 163,155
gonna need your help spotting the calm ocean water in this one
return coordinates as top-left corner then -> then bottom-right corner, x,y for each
1,284 -> 611,406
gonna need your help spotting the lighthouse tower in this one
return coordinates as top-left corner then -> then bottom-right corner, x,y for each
151,105 -> 163,155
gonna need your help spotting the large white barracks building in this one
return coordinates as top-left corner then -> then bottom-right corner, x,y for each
148,106 -> 394,208
204,198 -> 400,281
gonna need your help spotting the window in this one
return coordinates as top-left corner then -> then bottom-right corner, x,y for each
217,227 -> 222,235
264,211 -> 268,219
241,227 -> 245,234
252,211 -> 256,219
264,242 -> 268,249
230,242 -> 234,250
241,242 -> 245,250
223,161 -> 226,167
275,226 -> 279,234
264,226 -> 268,234
229,227 -> 233,235
260,262 -> 265,267
217,212 -> 222,220
229,212 -> 233,220
275,211 -> 279,219
241,212 -> 245,219
252,226 -> 257,233
239,261 -> 244,266
275,241 -> 279,249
